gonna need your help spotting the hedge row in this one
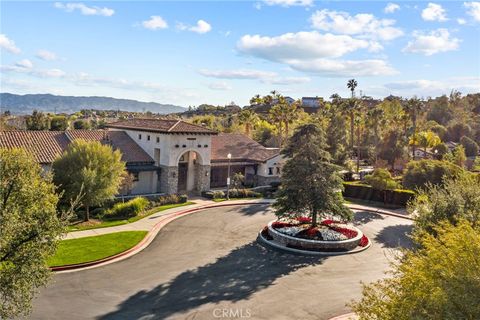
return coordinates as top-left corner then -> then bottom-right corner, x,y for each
342,183 -> 415,206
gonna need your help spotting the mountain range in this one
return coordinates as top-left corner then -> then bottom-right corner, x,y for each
0,93 -> 185,114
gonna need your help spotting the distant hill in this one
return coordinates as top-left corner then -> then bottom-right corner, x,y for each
0,93 -> 185,114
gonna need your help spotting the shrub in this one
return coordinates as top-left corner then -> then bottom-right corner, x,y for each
178,194 -> 188,203
106,197 -> 148,218
342,183 -> 414,206
212,191 -> 225,199
154,194 -> 180,206
460,135 -> 479,157
402,159 -> 463,190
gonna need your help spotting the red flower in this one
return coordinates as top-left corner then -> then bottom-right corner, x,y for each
296,216 -> 312,223
329,226 -> 358,239
272,221 -> 293,229
359,235 -> 369,247
321,219 -> 342,226
306,227 -> 318,237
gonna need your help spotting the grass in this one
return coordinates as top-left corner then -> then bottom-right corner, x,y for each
48,231 -> 147,267
67,201 -> 195,232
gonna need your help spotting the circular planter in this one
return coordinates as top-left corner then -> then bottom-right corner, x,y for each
267,220 -> 363,251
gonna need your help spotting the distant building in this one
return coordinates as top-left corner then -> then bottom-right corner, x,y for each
301,97 -> 323,108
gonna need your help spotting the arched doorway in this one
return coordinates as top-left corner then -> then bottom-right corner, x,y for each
177,150 -> 201,193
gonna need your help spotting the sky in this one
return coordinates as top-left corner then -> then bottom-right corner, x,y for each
1,0 -> 480,108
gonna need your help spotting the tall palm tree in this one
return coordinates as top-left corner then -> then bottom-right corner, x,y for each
347,79 -> 358,98
404,97 -> 423,159
238,109 -> 259,136
269,96 -> 299,147
409,131 -> 441,158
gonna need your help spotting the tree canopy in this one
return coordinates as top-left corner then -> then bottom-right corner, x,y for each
274,123 -> 352,226
52,140 -> 126,221
0,148 -> 64,318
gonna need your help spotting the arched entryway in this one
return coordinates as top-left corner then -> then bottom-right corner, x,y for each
177,150 -> 202,193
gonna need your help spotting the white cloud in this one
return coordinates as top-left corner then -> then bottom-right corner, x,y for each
421,3 -> 448,21
403,29 -> 460,56
384,77 -> 480,96
142,16 -> 168,30
238,31 -> 371,60
0,34 -> 21,54
208,82 -> 232,90
198,68 -> 311,84
36,49 -> 58,61
198,69 -> 277,79
15,59 -> 33,69
54,2 -> 114,16
464,2 -> 480,22
384,3 -> 400,14
285,58 -> 397,77
263,0 -> 313,7
265,76 -> 311,85
310,9 -> 403,41
189,20 -> 212,34
457,18 -> 467,25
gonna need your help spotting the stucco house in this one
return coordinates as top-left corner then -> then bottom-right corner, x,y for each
0,118 -> 282,196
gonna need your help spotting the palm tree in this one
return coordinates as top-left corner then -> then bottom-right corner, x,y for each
269,96 -> 299,147
345,79 -> 359,150
410,131 -> 441,158
347,79 -> 358,98
404,97 -> 423,159
238,109 -> 259,136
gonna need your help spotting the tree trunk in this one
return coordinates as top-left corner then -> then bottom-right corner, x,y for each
84,205 -> 90,222
285,121 -> 289,145
350,112 -> 354,151
356,125 -> 361,173
412,115 -> 417,159
311,207 -> 317,227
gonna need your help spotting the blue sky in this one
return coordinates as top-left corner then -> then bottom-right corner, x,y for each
1,1 -> 479,107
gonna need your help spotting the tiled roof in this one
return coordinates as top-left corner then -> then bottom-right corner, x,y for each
0,131 -> 70,164
106,118 -> 217,134
65,130 -> 153,163
211,133 -> 279,163
0,130 -> 153,164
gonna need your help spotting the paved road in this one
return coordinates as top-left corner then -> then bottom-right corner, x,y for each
31,205 -> 413,320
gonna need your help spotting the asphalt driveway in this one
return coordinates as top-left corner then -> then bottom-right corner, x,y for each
31,205 -> 413,320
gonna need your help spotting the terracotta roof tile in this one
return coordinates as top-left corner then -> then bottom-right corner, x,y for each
0,131 -> 69,164
0,130 -> 154,164
211,133 -> 279,163
106,118 -> 216,134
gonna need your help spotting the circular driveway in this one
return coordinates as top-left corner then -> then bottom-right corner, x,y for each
31,204 -> 413,320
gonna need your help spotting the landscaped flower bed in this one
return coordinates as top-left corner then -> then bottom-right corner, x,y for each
263,216 -> 367,252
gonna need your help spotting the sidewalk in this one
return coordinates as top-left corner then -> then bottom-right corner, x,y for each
64,198 -> 410,240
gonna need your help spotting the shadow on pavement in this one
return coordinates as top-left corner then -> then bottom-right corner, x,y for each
236,204 -> 272,216
375,224 -> 414,249
353,211 -> 384,226
98,240 -> 325,320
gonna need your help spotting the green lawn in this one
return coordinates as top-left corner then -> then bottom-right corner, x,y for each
48,231 -> 148,267
67,201 -> 195,232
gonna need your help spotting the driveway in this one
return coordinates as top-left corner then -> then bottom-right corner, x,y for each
31,205 -> 413,320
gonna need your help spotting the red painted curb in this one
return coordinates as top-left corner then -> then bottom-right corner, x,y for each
50,201 -> 271,272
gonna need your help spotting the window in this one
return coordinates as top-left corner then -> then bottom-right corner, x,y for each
138,134 -> 142,140
156,137 -> 160,143
147,135 -> 151,141
268,167 -> 273,175
132,173 -> 139,182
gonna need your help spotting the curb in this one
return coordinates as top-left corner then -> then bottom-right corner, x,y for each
328,312 -> 358,320
258,231 -> 371,256
51,201 -> 271,273
347,205 -> 414,221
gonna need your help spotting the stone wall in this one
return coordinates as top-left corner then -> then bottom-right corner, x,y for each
159,165 -> 178,194
194,164 -> 211,193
